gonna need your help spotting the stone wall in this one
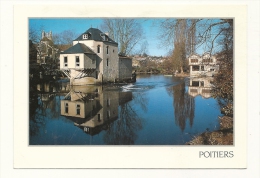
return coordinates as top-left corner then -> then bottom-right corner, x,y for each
119,57 -> 132,80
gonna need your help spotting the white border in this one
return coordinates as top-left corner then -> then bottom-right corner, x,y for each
1,0 -> 259,176
13,4 -> 247,169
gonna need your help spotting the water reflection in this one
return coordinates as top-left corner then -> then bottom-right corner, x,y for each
188,77 -> 213,98
103,100 -> 143,145
29,80 -> 70,137
167,80 -> 195,131
61,86 -> 128,135
29,75 -> 221,145
59,85 -> 144,144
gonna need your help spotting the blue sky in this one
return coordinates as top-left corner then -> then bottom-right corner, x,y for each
29,18 -> 223,56
29,18 -> 171,56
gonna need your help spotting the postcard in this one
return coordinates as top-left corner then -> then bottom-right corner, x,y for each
13,4 -> 247,169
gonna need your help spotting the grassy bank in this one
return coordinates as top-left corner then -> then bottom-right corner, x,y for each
186,116 -> 233,145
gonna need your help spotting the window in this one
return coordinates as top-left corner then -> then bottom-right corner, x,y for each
107,58 -> 109,67
106,46 -> 109,54
107,110 -> 110,119
65,103 -> 69,113
83,34 -> 88,39
192,65 -> 200,71
97,45 -> 100,53
95,89 -> 98,97
202,89 -> 211,94
64,56 -> 68,67
98,114 -> 101,122
76,104 -> 80,115
192,81 -> 200,86
203,58 -> 213,63
191,58 -> 198,63
107,99 -> 110,107
75,56 -> 80,67
201,66 -> 204,71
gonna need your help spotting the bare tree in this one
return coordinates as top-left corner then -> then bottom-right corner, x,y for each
157,19 -> 197,73
212,19 -> 233,116
195,19 -> 232,54
29,25 -> 43,43
158,18 -> 234,116
101,19 -> 145,55
52,30 -> 78,47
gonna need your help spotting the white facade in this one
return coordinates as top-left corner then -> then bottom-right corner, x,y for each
60,53 -> 96,70
188,53 -> 219,77
59,28 -> 133,85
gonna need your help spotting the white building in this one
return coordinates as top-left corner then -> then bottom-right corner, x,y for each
60,28 -> 134,85
188,52 -> 219,77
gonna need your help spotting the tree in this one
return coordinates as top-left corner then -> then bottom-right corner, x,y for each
157,19 -> 197,73
29,40 -> 38,64
158,18 -> 234,116
52,30 -> 78,47
101,19 -> 145,55
29,26 -> 41,44
212,20 -> 233,116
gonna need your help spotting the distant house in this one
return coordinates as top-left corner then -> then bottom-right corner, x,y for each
188,52 -> 219,77
60,28 -> 134,85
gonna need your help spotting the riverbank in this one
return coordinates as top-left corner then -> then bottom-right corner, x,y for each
174,72 -> 190,77
186,116 -> 233,145
135,71 -> 190,78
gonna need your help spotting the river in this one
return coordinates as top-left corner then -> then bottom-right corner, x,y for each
29,74 -> 222,145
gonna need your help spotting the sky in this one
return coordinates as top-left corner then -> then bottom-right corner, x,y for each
29,18 -> 224,56
29,18 -> 171,56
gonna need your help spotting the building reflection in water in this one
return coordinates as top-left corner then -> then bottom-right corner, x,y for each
29,80 -> 71,137
167,77 -> 213,131
30,79 -> 144,144
60,85 -> 136,139
188,77 -> 213,98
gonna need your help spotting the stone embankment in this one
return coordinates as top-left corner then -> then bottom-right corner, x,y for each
174,72 -> 190,77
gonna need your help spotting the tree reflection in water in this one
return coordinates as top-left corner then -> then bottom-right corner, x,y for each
167,80 -> 195,131
29,94 -> 46,137
29,81 -> 66,137
103,92 -> 146,145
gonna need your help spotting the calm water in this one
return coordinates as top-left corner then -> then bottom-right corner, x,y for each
29,74 -> 222,145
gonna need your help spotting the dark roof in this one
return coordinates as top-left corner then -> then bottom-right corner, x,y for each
61,43 -> 95,54
74,28 -> 118,45
57,44 -> 71,51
